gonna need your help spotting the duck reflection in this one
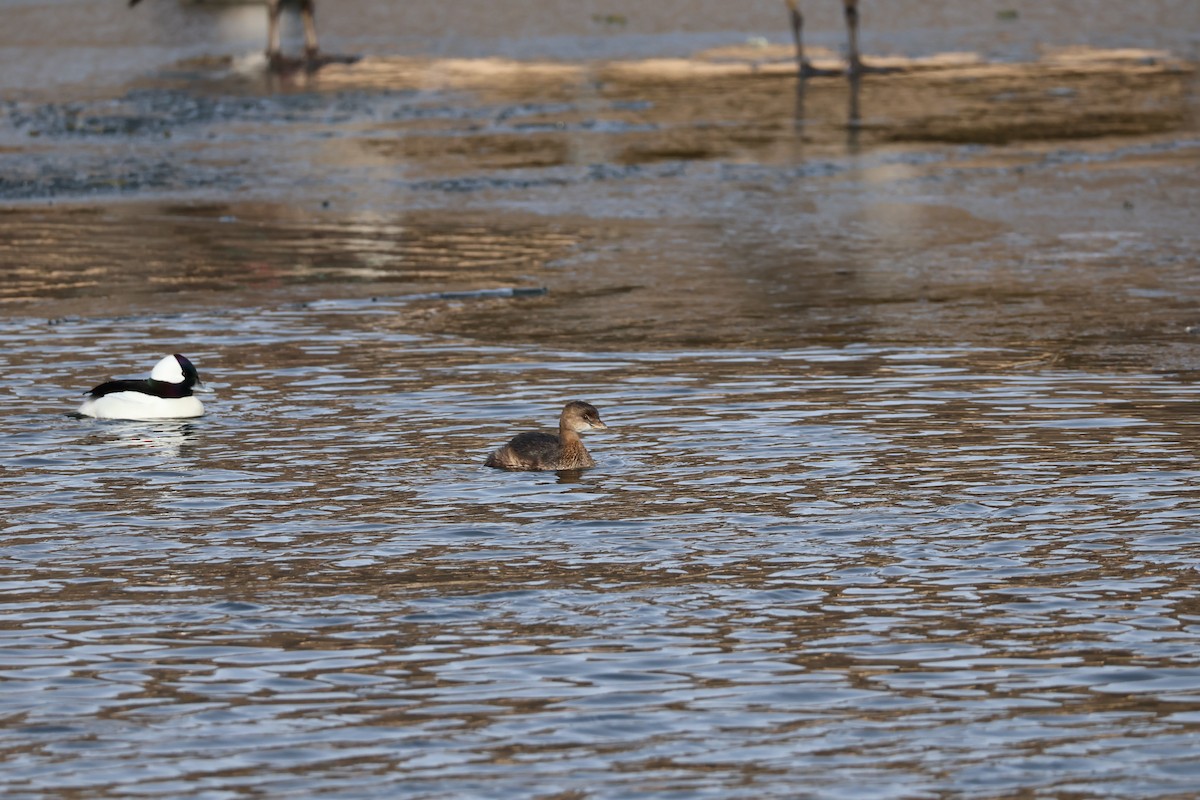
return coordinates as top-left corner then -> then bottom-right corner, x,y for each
96,419 -> 201,461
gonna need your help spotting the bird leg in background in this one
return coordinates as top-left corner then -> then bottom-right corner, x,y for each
786,0 -> 854,78
300,0 -> 319,60
266,0 -> 282,63
785,0 -> 808,76
266,0 -> 319,67
844,0 -> 863,75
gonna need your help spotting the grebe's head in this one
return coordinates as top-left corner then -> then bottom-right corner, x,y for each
150,354 -> 201,388
561,400 -> 607,432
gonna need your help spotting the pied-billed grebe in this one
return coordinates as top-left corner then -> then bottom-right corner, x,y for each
77,354 -> 204,420
485,401 -> 608,471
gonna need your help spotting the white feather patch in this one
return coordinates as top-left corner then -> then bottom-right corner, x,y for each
150,354 -> 185,383
78,391 -> 204,420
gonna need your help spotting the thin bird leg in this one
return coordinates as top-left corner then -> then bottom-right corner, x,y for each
785,1 -> 808,76
266,0 -> 282,61
300,0 -> 319,60
844,0 -> 863,75
785,1 -> 843,78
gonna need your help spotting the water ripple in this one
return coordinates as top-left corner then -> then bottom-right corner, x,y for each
2,303 -> 1199,798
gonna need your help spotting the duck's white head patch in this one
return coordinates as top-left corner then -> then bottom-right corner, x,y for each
150,354 -> 185,383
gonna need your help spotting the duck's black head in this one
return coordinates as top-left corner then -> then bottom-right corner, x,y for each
150,353 -> 201,388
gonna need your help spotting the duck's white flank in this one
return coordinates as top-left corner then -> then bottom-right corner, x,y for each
77,392 -> 204,421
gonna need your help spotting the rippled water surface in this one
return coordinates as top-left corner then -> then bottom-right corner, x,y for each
4,302 -> 1200,798
3,0 -> 1200,797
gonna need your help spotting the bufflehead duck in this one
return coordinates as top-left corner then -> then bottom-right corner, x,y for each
485,401 -> 608,471
77,354 -> 205,420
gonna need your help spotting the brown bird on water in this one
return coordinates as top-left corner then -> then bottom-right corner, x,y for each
485,401 -> 609,471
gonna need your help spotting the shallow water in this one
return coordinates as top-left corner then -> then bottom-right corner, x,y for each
3,1 -> 1200,797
